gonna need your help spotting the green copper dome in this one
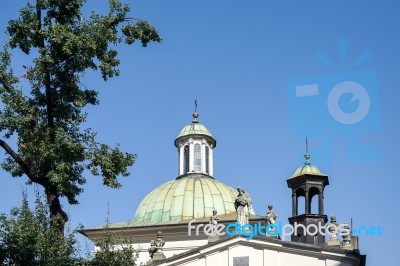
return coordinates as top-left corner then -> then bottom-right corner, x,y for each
174,112 -> 216,147
289,153 -> 326,179
177,123 -> 213,139
134,174 -> 253,224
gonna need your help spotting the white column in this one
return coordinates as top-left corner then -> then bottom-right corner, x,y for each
189,139 -> 194,172
209,146 -> 214,176
201,140 -> 206,174
179,144 -> 184,175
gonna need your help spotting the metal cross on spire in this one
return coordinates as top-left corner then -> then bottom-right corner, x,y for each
304,137 -> 311,165
306,137 -> 309,154
192,99 -> 199,123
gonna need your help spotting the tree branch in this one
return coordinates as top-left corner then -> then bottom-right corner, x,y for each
124,17 -> 141,21
0,138 -> 39,184
0,76 -> 17,95
36,2 -> 55,137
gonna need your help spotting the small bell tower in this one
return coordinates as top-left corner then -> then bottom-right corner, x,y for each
287,140 -> 329,246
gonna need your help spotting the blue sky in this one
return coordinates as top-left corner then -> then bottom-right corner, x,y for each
1,1 -> 399,265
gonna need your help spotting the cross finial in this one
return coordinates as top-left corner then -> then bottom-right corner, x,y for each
192,99 -> 199,123
304,137 -> 311,165
306,137 -> 308,154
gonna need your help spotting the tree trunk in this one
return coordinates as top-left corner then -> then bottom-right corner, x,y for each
46,185 -> 68,235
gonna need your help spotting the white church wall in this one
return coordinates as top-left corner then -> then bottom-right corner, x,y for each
227,245 -> 264,265
216,250 -> 229,266
325,260 -> 353,266
118,238 -> 208,265
279,251 -> 325,266
205,251 -> 223,266
263,249 -> 279,264
157,240 -> 361,266
182,258 -> 204,266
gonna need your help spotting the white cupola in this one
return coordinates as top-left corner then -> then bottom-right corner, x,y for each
174,112 -> 216,177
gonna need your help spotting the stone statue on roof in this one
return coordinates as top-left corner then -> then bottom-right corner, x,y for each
235,187 -> 252,226
155,231 -> 165,249
148,231 -> 166,262
148,240 -> 157,259
265,204 -> 277,225
210,209 -> 219,235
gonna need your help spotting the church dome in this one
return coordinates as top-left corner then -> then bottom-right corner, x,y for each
133,109 -> 254,225
289,154 -> 326,179
174,112 -> 216,148
133,174 -> 251,224
290,164 -> 324,177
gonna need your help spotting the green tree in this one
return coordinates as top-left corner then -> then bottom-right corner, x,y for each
90,221 -> 137,266
0,0 -> 161,235
0,191 -> 79,265
0,193 -> 140,265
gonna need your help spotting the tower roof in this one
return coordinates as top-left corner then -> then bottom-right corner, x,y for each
288,153 -> 326,179
174,112 -> 216,147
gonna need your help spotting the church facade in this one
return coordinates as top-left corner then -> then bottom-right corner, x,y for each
81,111 -> 366,266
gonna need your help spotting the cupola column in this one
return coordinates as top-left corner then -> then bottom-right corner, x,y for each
201,141 -> 206,173
209,147 -> 214,176
179,145 -> 184,175
318,191 -> 324,215
305,190 -> 310,214
292,193 -> 297,216
189,139 -> 194,172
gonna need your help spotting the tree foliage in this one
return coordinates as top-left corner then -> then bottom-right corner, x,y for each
0,192 -> 139,265
0,191 -> 79,265
90,221 -> 137,266
0,0 -> 161,234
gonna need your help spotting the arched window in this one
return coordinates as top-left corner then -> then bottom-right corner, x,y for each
309,187 -> 320,214
205,146 -> 210,174
184,145 -> 189,174
194,144 -> 201,172
296,188 -> 305,215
